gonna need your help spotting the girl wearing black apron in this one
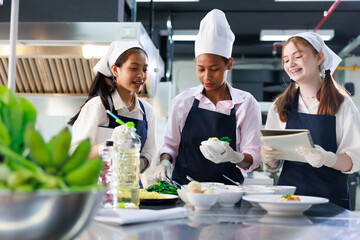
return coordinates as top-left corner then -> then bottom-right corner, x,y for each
153,9 -> 263,185
262,32 -> 360,210
69,41 -> 155,177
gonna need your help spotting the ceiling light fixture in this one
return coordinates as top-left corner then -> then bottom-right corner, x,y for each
260,29 -> 334,41
160,29 -> 198,41
137,0 -> 199,2
275,0 -> 359,2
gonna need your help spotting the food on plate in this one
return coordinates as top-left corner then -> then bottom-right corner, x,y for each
207,136 -> 232,143
139,189 -> 166,199
278,193 -> 301,201
146,181 -> 177,195
188,181 -> 203,193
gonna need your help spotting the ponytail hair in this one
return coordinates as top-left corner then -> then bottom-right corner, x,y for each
67,47 -> 147,126
317,69 -> 345,116
274,80 -> 298,122
67,73 -> 115,125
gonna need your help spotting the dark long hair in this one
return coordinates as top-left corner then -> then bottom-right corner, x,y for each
275,36 -> 346,122
68,47 -> 147,125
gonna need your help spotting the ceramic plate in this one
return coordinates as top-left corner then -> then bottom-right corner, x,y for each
140,193 -> 179,205
242,194 -> 328,216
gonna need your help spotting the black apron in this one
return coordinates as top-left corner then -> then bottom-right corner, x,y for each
277,89 -> 350,209
172,98 -> 244,185
101,96 -> 148,188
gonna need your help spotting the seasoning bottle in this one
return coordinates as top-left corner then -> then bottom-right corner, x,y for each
117,122 -> 141,209
98,140 -> 118,208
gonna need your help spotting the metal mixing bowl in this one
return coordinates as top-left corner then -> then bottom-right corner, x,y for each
0,189 -> 105,240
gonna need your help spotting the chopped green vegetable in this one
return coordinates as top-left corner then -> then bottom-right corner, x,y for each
282,193 -> 292,198
146,181 -> 177,195
219,136 -> 232,143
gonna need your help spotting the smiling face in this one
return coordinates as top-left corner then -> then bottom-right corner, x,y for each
111,49 -> 148,93
282,38 -> 324,84
195,53 -> 232,92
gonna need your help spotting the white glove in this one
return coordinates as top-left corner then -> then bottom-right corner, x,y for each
296,145 -> 337,168
261,145 -> 281,169
110,125 -> 127,145
153,159 -> 172,180
199,142 -> 244,164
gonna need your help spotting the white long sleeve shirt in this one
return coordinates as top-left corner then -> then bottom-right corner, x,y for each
265,95 -> 360,174
70,91 -> 157,167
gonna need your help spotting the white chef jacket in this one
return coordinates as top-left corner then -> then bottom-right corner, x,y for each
70,91 -> 157,169
159,82 -> 263,176
265,95 -> 360,174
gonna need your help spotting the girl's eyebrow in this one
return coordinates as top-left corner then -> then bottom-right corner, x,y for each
197,63 -> 220,67
130,62 -> 148,67
283,50 -> 301,58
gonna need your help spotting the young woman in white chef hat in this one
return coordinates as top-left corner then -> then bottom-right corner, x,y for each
68,41 -> 157,177
261,32 -> 360,209
153,9 -> 263,185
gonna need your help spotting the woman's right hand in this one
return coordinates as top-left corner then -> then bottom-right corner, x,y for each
261,145 -> 281,169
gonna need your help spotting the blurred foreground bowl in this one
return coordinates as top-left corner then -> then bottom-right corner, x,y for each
0,189 -> 105,240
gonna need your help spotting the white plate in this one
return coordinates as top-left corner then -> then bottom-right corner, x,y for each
140,193 -> 179,205
242,194 -> 329,216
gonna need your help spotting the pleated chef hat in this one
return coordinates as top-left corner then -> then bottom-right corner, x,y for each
92,41 -> 143,77
195,9 -> 235,59
295,32 -> 342,75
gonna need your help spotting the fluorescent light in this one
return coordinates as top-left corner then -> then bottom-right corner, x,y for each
137,0 -> 199,2
82,45 -> 109,59
160,29 -> 198,41
275,0 -> 359,2
172,35 -> 197,41
260,29 -> 334,41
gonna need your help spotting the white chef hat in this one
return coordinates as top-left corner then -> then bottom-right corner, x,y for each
195,9 -> 235,59
92,41 -> 143,77
294,32 -> 342,75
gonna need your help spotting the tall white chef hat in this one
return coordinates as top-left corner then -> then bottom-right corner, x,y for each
195,9 -> 235,59
294,32 -> 342,75
92,41 -> 143,77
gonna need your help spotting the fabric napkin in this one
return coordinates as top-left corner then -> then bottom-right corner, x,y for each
95,207 -> 192,225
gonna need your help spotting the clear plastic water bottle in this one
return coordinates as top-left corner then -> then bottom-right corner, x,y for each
98,140 -> 118,208
117,122 -> 141,209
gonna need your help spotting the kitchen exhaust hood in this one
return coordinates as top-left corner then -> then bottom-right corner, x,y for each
0,22 -> 164,97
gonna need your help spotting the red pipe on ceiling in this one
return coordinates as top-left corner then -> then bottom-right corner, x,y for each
314,0 -> 341,32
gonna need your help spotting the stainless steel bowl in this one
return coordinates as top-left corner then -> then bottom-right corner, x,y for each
0,189 -> 105,240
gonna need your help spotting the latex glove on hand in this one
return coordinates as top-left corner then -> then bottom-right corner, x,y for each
199,142 -> 244,164
261,145 -> 281,169
153,159 -> 172,180
109,125 -> 127,145
296,145 -> 336,168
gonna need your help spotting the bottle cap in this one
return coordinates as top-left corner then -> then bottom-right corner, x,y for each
126,121 -> 135,128
105,140 -> 114,147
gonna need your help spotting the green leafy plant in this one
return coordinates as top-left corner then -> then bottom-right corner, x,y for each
0,86 -> 103,192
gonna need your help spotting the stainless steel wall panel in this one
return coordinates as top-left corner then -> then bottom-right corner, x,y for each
61,58 -> 75,94
28,58 -> 44,93
0,58 -> 7,85
68,58 -> 81,93
75,58 -> 87,93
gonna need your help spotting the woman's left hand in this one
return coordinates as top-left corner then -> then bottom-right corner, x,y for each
199,142 -> 244,164
296,145 -> 337,168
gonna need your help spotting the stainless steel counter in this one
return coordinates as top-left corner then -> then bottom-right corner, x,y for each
77,200 -> 360,240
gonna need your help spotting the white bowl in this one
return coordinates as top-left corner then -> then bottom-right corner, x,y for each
177,189 -> 192,206
216,189 -> 243,207
244,189 -> 274,195
266,186 -> 296,195
186,192 -> 219,211
200,182 -> 226,190
201,140 -> 229,153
